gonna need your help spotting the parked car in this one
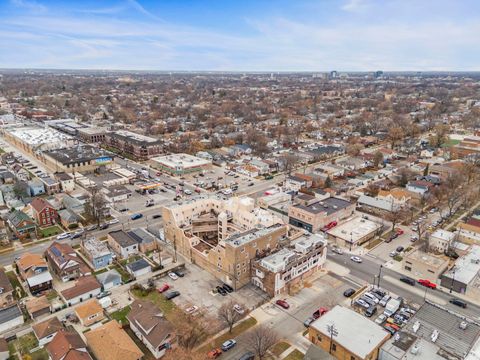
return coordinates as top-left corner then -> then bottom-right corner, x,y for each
99,223 -> 109,230
238,351 -> 255,360
396,246 -> 405,253
164,291 -> 180,300
331,246 -> 344,255
389,251 -> 398,257
85,224 -> 97,231
168,272 -> 179,281
157,284 -> 170,293
350,256 -> 362,263
450,298 -> 467,308
304,317 -> 315,327
222,283 -> 233,293
363,292 -> 380,304
174,270 -> 185,278
152,214 -> 162,219
275,299 -> 290,309
399,276 -> 415,286
184,189 -> 192,195
109,218 -> 119,225
355,299 -> 370,309
185,305 -> 199,314
216,286 -> 227,296
365,306 -> 377,317
343,288 -> 356,297
221,339 -> 236,352
131,213 -> 143,220
233,304 -> 245,314
395,228 -> 404,235
56,233 -> 70,240
312,307 -> 328,319
96,291 -> 111,299
379,295 -> 391,307
418,279 -> 437,289
371,288 -> 387,299
375,314 -> 387,324
207,349 -> 222,359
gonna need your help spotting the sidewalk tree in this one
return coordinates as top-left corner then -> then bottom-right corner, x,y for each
388,126 -> 404,149
245,324 -> 279,360
83,187 -> 108,226
373,151 -> 384,168
218,300 -> 242,333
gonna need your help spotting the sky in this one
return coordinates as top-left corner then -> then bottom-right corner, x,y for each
0,0 -> 479,71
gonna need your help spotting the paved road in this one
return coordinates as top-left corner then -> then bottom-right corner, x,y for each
327,252 -> 480,320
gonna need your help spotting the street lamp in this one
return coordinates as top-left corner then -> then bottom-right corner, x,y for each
349,232 -> 353,252
377,265 -> 383,288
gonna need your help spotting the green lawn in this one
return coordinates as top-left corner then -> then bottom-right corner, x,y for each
284,349 -> 304,360
30,348 -> 49,360
272,341 -> 291,356
38,225 -> 63,238
393,255 -> 403,262
6,271 -> 27,299
200,317 -> 257,353
16,332 -> 38,355
131,288 -> 176,315
46,290 -> 58,301
93,267 -> 108,275
110,305 -> 131,325
112,264 -> 132,283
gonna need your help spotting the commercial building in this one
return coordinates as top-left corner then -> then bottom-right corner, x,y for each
327,216 -> 382,250
288,195 -> 355,233
440,245 -> 480,295
106,130 -> 162,160
151,153 -> 211,175
251,233 -> 327,297
42,145 -> 113,174
403,250 -> 449,282
309,306 -> 390,360
77,127 -> 107,143
162,196 -> 287,289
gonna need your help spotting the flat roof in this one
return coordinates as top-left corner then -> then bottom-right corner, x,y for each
226,223 -> 285,247
109,130 -> 161,145
327,216 -> 381,243
405,250 -> 448,268
152,153 -> 211,169
8,126 -> 72,146
310,306 -> 389,359
44,145 -> 113,165
294,196 -> 352,215
443,245 -> 480,285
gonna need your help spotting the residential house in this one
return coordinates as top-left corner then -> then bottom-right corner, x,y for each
30,197 -> 58,227
5,210 -> 35,239
357,194 -> 400,214
55,172 -> 75,193
39,177 -> 61,195
308,306 -> 389,360
249,159 -> 270,175
0,304 -> 24,334
0,171 -> 14,184
285,174 -> 312,192
25,296 -> 51,319
75,299 -> 105,327
81,237 -> 113,270
15,253 -> 53,295
127,228 -> 158,253
85,320 -> 143,360
107,230 -> 139,259
126,259 -> 151,278
28,178 -> 46,196
429,229 -> 456,253
458,218 -> 480,244
61,276 -> 101,306
46,242 -> 89,282
46,329 -> 92,360
127,300 -> 175,359
377,188 -> 412,206
406,180 -> 433,196
96,269 -> 122,291
58,208 -> 81,229
32,317 -> 64,346
0,269 -> 14,308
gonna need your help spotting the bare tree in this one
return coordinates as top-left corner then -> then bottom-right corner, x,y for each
281,153 -> 300,174
162,348 -> 205,360
388,126 -> 405,149
443,173 -> 465,217
83,187 -> 108,226
218,300 -> 242,333
245,325 -> 279,360
385,206 -> 408,233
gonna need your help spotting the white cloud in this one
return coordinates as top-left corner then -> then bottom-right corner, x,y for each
10,0 -> 46,13
341,0 -> 370,13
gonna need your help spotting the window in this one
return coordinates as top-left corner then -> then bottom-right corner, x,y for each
332,344 -> 336,352
351,356 -> 356,360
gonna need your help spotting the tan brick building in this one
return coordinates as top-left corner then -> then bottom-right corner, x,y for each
162,196 -> 287,289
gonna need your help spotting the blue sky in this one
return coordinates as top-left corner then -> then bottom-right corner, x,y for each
0,0 -> 479,71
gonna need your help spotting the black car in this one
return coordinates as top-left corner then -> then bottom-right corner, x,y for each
164,291 -> 180,300
450,298 -> 467,308
372,289 -> 387,299
396,246 -> 405,253
152,214 -> 162,219
343,288 -> 355,297
222,284 -> 234,293
174,270 -> 185,278
399,276 -> 415,286
216,286 -> 227,296
99,223 -> 109,230
364,306 -> 377,317
119,208 -> 129,212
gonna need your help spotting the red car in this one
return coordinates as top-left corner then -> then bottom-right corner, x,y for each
321,221 -> 338,232
207,349 -> 222,359
395,228 -> 404,235
157,284 -> 170,293
418,279 -> 437,289
313,307 -> 328,319
275,299 -> 290,309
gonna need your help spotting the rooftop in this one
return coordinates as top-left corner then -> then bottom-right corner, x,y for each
293,196 -> 352,215
109,129 -> 161,145
152,153 -> 211,169
443,245 -> 480,285
327,216 -> 382,243
8,126 -> 72,146
44,145 -> 113,165
310,305 -> 389,359
226,223 -> 285,247
82,237 -> 111,258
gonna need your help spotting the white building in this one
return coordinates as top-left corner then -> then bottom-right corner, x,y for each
429,229 -> 455,253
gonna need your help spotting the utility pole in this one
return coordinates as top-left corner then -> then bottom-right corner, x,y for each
377,264 -> 383,288
327,323 -> 338,354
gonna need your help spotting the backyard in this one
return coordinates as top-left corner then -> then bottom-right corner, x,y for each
110,305 -> 131,325
14,332 -> 49,360
6,271 -> 27,299
38,225 -> 63,238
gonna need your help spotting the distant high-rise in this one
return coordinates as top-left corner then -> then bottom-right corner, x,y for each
330,70 -> 338,79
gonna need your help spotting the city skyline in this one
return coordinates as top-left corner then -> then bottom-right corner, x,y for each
1,0 -> 479,71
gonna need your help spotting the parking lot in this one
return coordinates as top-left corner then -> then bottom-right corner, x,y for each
154,262 -> 264,317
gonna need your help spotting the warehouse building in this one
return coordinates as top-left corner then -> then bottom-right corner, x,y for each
42,145 -> 113,173
151,153 -> 212,175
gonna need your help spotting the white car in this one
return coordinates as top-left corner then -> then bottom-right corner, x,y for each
109,218 -> 120,225
56,233 -> 70,240
233,304 -> 245,314
184,189 -> 192,195
331,247 -> 344,255
355,298 -> 370,309
389,251 -> 398,257
168,272 -> 179,280
375,314 -> 387,324
350,256 -> 362,263
185,305 -> 199,314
